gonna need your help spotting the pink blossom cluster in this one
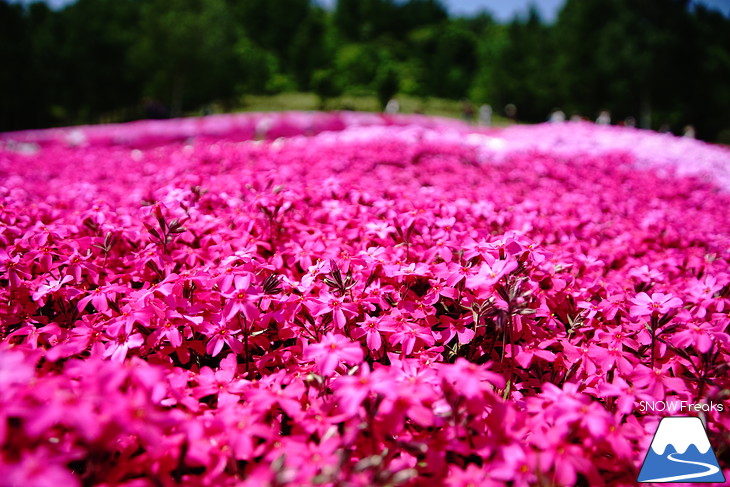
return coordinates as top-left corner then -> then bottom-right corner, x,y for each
473,122 -> 730,189
1,113 -> 729,486
0,111 -> 466,149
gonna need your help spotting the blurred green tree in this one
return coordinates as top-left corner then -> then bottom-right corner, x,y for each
333,43 -> 382,92
1,0 -> 729,140
469,14 -> 506,105
492,7 -> 556,121
375,63 -> 400,109
0,1 -> 36,130
287,6 -> 331,90
57,0 -> 140,122
552,0 -> 730,136
130,0 -> 237,116
312,68 -> 343,109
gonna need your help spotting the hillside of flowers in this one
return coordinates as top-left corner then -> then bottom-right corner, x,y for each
1,112 -> 729,486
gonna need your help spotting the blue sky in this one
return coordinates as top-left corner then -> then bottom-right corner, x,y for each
430,0 -> 566,22
14,0 -> 730,23
436,0 -> 730,22
312,0 -> 730,22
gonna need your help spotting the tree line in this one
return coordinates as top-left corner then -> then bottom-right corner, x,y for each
1,0 -> 729,142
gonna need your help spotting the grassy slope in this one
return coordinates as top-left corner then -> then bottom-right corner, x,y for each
236,92 -> 512,126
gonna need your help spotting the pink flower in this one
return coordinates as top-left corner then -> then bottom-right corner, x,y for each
32,275 -> 73,305
0,249 -> 32,287
512,342 -> 557,369
534,298 -> 563,330
389,321 -> 435,355
597,294 -> 625,320
445,464 -> 501,487
629,292 -> 683,317
351,315 -> 396,351
331,363 -> 388,417
1,448 -> 81,487
201,315 -> 243,356
103,331 -> 144,362
597,377 -> 655,415
147,307 -> 202,349
303,332 -> 363,376
465,258 -> 518,293
306,292 -> 358,329
631,364 -> 689,398
439,358 -> 505,399
670,321 -> 718,353
77,284 -> 127,314
0,347 -> 36,387
6,109 -> 730,487
222,274 -> 259,321
439,316 -> 475,345
422,278 -> 458,304
576,300 -> 600,319
192,354 -> 247,407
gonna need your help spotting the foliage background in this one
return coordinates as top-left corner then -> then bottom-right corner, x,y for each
1,0 -> 729,142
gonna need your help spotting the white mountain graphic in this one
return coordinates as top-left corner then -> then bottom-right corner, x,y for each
638,416 -> 725,483
650,417 -> 712,455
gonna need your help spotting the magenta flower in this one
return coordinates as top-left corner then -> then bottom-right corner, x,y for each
306,292 -> 358,329
446,464 -> 501,487
146,313 -> 191,349
2,448 -> 81,487
331,363 -> 378,417
512,342 -> 557,369
303,332 -> 363,376
103,331 -> 144,362
439,358 -> 505,399
31,275 -> 73,305
629,292 -> 683,317
465,258 -> 518,293
201,315 -> 243,356
222,274 -> 259,321
534,298 -> 563,330
597,294 -> 625,320
576,300 -> 600,319
670,321 -> 719,353
192,354 -> 247,407
422,278 -> 458,304
351,315 -> 396,351
76,284 -> 127,314
4,111 -> 730,487
439,316 -> 475,345
631,364 -> 689,397
389,321 -> 435,355
0,347 -> 36,387
0,249 -> 32,287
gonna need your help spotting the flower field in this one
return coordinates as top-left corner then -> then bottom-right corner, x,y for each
1,112 -> 729,486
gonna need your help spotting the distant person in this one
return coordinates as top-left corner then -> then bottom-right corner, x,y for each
505,103 -> 517,122
143,97 -> 170,119
570,114 -> 584,122
478,104 -> 492,126
659,123 -> 671,134
548,108 -> 566,123
385,98 -> 400,114
683,125 -> 696,138
624,116 -> 637,128
596,110 -> 611,125
462,100 -> 475,122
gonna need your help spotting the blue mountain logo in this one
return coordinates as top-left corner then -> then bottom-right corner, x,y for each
638,416 -> 726,483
